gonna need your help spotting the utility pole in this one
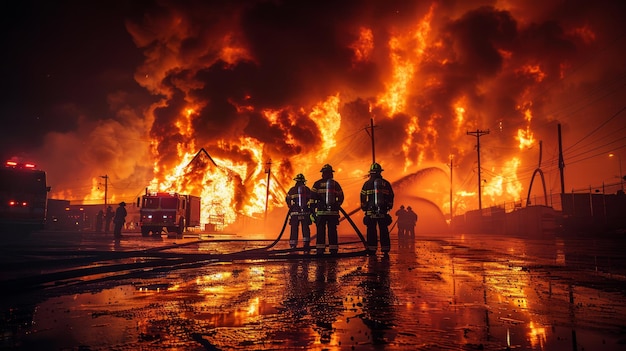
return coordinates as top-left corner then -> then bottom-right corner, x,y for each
100,175 -> 109,208
370,117 -> 376,164
609,152 -> 624,192
447,155 -> 454,219
467,129 -> 489,210
264,160 -> 271,221
558,124 -> 565,195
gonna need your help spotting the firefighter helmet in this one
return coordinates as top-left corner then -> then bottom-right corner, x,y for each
369,162 -> 383,174
320,164 -> 335,173
293,173 -> 306,182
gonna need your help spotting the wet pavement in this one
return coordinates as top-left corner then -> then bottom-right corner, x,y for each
1,230 -> 625,350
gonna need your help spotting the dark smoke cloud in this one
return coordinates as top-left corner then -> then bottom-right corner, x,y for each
446,6 -> 517,77
3,0 -> 625,211
128,1 -> 624,209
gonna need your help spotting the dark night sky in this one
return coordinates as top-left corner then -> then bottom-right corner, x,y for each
1,1 -> 149,158
2,0 -> 626,212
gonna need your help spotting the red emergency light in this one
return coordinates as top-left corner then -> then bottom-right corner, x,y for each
5,160 -> 37,169
8,201 -> 28,206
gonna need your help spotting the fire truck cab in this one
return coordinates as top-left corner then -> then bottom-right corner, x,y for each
0,160 -> 50,233
138,191 -> 200,238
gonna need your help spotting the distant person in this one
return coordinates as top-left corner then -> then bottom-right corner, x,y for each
311,164 -> 344,255
105,206 -> 114,233
113,202 -> 127,239
394,205 -> 408,238
360,163 -> 394,254
95,209 -> 104,233
406,206 -> 418,238
286,173 -> 313,251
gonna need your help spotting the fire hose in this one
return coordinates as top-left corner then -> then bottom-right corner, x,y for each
4,210 -> 369,294
245,205 -> 368,255
247,205 -> 369,252
234,210 -> 291,254
389,219 -> 398,232
338,206 -> 367,249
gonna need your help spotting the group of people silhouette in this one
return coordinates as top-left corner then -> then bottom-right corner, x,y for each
95,206 -> 115,234
286,162 -> 395,255
94,203 -> 127,239
394,205 -> 418,239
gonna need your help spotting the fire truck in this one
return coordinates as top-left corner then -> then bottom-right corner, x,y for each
137,191 -> 201,238
0,160 -> 50,233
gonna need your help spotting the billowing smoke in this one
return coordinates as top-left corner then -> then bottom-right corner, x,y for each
16,0 -> 626,225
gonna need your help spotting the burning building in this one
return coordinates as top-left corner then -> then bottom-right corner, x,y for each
13,1 -> 625,233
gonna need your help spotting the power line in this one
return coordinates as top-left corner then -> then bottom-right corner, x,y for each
564,105 -> 626,153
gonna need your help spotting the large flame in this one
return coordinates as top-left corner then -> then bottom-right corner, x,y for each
37,1 -> 623,225
127,2 -> 573,222
483,157 -> 523,205
148,95 -> 342,227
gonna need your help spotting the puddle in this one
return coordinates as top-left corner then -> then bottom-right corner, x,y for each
2,233 -> 626,350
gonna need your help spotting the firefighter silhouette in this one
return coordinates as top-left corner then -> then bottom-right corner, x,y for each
311,164 -> 344,255
394,205 -> 408,238
113,202 -> 127,238
95,209 -> 104,233
104,205 -> 114,233
360,163 -> 395,254
285,173 -> 313,250
406,206 -> 418,238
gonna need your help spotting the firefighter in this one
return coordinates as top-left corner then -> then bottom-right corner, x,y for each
113,202 -> 127,239
311,164 -> 344,255
360,163 -> 394,254
285,173 -> 313,250
406,206 -> 418,238
105,205 -> 114,233
95,209 -> 104,233
394,205 -> 408,238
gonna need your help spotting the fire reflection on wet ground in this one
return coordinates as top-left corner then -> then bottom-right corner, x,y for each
1,232 -> 625,350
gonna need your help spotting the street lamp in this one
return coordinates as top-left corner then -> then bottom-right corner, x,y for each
609,153 -> 624,192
